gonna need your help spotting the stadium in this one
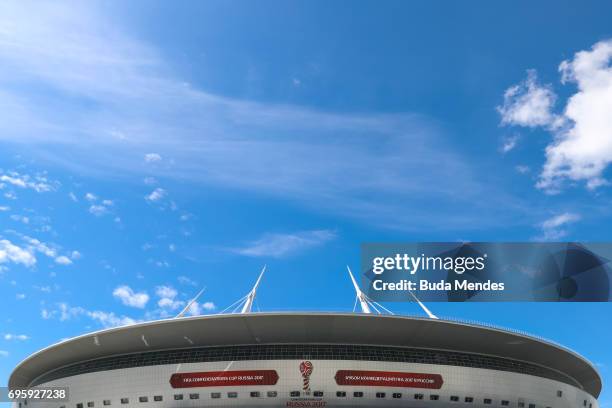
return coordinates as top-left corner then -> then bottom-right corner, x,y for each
9,269 -> 602,408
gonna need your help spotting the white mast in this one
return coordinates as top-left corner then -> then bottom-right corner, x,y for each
408,290 -> 438,319
346,265 -> 436,319
241,265 -> 266,314
347,266 -> 372,314
175,287 -> 206,318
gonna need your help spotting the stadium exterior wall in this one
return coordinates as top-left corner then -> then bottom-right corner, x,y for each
9,313 -> 602,408
20,358 -> 598,408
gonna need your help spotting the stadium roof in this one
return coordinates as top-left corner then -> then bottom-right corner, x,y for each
9,313 -> 602,397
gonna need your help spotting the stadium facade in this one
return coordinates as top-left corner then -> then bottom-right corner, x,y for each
9,271 -> 602,408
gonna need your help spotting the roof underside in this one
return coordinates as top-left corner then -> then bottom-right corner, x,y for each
9,313 -> 602,398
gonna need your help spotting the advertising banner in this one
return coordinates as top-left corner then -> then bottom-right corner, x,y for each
334,370 -> 443,389
170,370 -> 279,388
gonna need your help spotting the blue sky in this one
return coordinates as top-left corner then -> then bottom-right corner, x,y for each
1,0 -> 612,406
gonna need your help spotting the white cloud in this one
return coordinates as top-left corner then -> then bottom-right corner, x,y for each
113,285 -> 149,308
178,276 -> 197,286
4,333 -> 29,341
147,285 -> 215,316
16,293 -> 26,299
54,255 -> 72,265
155,285 -> 184,310
498,70 -> 560,128
58,303 -> 85,321
0,171 -> 56,193
186,300 -> 216,316
154,260 -> 169,268
43,303 -> 137,328
68,192 -> 78,202
0,206 -> 10,211
87,310 -> 137,328
86,193 -> 114,216
232,229 -> 336,258
143,176 -> 157,185
537,212 -> 580,241
0,238 -> 36,267
145,188 -> 166,202
10,214 -> 29,224
500,134 -> 519,154
89,204 -> 108,216
144,153 -> 162,163
155,285 -> 177,299
0,234 -> 75,268
158,297 -> 183,309
539,40 -> 612,191
71,250 -> 82,259
501,40 -> 612,192
541,212 -> 580,230
23,235 -> 56,257
515,165 -> 530,174
0,350 -> 8,357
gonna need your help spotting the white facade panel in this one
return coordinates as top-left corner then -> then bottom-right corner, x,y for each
22,359 -> 598,408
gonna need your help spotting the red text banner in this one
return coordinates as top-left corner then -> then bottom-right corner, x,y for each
170,370 -> 279,388
334,370 -> 443,389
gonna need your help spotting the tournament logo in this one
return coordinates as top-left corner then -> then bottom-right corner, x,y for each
299,361 -> 314,394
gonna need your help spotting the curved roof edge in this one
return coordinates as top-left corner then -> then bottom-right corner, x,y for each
9,313 -> 602,398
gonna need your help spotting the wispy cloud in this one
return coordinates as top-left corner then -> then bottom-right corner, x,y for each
0,238 -> 37,267
42,302 -> 137,328
535,212 -> 580,241
0,233 -> 78,268
515,165 -> 530,174
144,176 -> 157,185
145,188 -> 166,203
145,285 -> 215,319
4,333 -> 29,341
144,153 -> 162,163
10,214 -> 29,224
112,285 -> 149,309
54,255 -> 72,265
84,192 -> 114,216
183,301 -> 215,317
231,229 -> 336,258
178,276 -> 197,286
0,171 -> 57,193
500,134 -> 519,154
0,0 -> 519,231
89,205 -> 108,216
